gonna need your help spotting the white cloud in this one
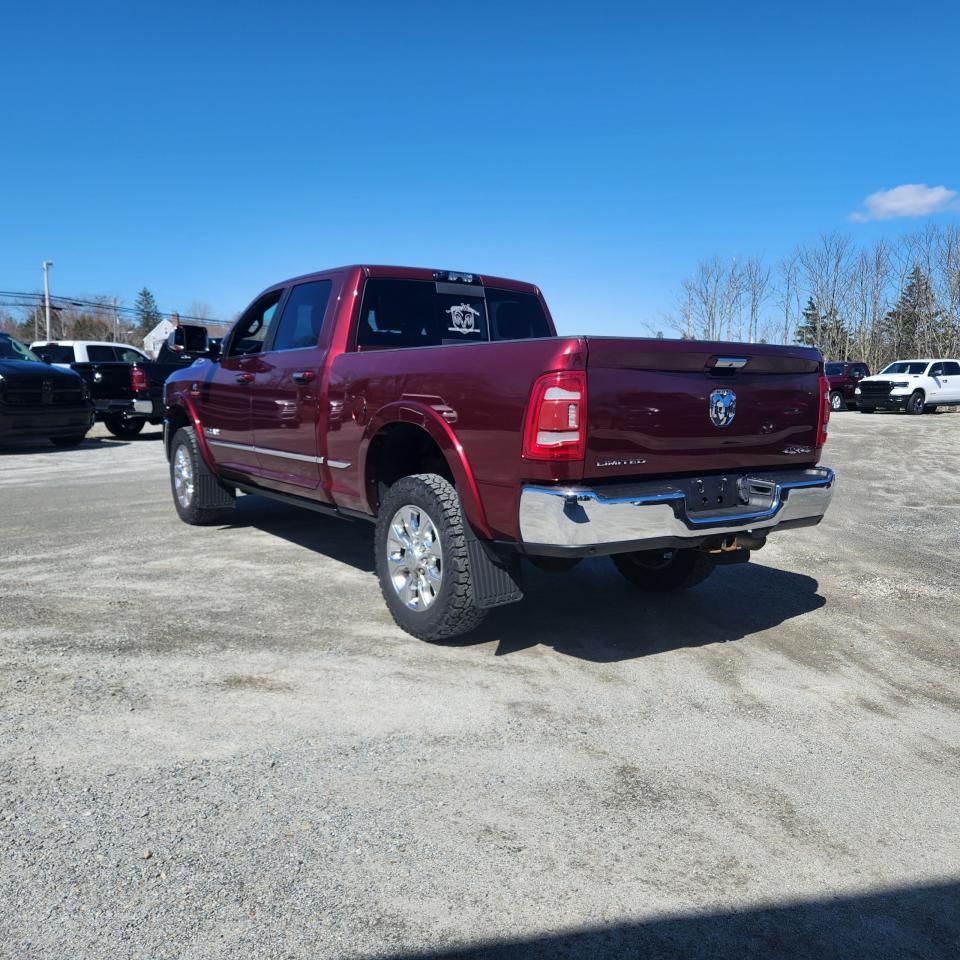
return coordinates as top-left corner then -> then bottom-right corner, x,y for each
849,183 -> 958,222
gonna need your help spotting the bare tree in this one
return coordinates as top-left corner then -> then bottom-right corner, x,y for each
775,250 -> 801,345
742,257 -> 771,343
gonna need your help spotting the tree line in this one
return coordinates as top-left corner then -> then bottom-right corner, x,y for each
0,288 -> 213,346
664,223 -> 960,368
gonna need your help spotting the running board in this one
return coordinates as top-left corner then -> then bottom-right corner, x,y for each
232,480 -> 361,521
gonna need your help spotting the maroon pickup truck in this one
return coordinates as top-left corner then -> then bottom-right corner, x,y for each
825,361 -> 871,411
164,265 -> 835,640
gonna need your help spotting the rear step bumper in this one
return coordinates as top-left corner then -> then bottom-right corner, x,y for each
518,467 -> 835,556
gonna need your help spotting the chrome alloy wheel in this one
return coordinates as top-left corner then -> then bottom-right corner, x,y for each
173,444 -> 195,509
831,392 -> 843,411
386,505 -> 443,611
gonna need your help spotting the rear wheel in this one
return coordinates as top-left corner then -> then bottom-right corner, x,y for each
169,426 -> 235,524
611,548 -> 717,592
906,391 -> 925,415
375,473 -> 487,641
829,391 -> 844,412
104,415 -> 145,438
49,434 -> 86,448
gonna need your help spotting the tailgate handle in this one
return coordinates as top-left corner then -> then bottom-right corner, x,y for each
710,356 -> 748,369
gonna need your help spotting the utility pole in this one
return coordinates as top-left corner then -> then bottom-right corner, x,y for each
42,260 -> 54,339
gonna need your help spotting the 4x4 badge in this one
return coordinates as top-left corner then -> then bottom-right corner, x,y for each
709,388 -> 736,428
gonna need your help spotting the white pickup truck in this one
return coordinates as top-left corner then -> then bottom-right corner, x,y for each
30,340 -> 149,367
856,359 -> 960,414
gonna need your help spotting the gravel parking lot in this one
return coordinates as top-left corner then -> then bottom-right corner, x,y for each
2,413 -> 958,959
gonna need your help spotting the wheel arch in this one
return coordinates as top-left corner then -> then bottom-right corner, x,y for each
360,402 -> 492,538
166,398 -> 216,470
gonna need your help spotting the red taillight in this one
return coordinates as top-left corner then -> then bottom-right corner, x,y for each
816,373 -> 830,447
522,371 -> 587,461
130,366 -> 149,393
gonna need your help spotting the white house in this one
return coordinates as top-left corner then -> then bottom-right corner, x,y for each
143,319 -> 176,358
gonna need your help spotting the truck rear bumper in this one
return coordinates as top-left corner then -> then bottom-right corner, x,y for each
518,467 -> 835,556
94,398 -> 158,417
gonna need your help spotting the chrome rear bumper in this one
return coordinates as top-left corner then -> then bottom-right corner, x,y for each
518,467 -> 835,554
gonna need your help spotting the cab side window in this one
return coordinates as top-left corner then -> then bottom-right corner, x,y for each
270,280 -> 332,351
929,362 -> 944,377
87,345 -> 117,362
943,362 -> 960,375
228,291 -> 283,357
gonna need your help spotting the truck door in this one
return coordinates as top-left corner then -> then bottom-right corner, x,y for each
250,277 -> 338,493
927,362 -> 947,403
196,290 -> 283,476
939,361 -> 960,402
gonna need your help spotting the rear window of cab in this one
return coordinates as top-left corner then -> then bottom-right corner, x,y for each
356,278 -> 551,350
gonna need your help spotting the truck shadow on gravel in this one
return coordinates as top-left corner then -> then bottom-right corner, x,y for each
229,497 -> 824,662
467,560 -> 825,661
372,879 -> 959,960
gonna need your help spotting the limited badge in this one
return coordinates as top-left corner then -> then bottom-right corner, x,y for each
709,388 -> 736,428
445,303 -> 480,334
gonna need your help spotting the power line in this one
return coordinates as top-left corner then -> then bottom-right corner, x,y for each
0,290 -> 231,326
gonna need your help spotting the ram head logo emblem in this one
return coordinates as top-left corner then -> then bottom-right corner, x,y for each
708,388 -> 736,428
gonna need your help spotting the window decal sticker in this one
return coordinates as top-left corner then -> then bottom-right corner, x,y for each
446,303 -> 481,335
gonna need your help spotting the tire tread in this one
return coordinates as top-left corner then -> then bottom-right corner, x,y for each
375,473 -> 487,641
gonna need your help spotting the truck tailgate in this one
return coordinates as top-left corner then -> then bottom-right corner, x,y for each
583,338 -> 823,480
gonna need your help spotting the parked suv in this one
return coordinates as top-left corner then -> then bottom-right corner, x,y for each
856,359 -> 960,414
825,361 -> 870,411
163,264 -> 836,641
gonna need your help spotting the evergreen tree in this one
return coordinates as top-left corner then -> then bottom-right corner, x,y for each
134,287 -> 162,336
794,296 -> 848,359
794,297 -> 822,347
881,266 -> 939,360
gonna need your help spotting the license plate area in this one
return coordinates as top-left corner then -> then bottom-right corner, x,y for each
678,475 -> 745,512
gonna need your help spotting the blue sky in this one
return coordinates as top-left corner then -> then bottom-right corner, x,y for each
1,0 -> 958,335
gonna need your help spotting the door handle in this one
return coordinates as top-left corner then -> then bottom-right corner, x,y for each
235,372 -> 255,384
291,371 -> 315,384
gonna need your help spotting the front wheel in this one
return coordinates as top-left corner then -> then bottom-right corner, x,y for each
905,391 -> 925,415
104,415 -> 145,438
611,548 -> 717,592
830,391 -> 844,412
375,474 -> 487,641
169,426 -> 235,524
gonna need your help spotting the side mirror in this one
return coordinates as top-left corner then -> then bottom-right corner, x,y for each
168,324 -> 210,356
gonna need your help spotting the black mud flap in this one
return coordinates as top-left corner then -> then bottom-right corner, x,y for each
465,529 -> 524,609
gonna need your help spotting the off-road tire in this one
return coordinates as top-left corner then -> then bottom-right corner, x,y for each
829,391 -> 844,412
170,426 -> 235,525
906,391 -> 925,416
612,548 -> 717,592
104,415 -> 145,438
375,473 -> 487,641
49,434 -> 86,448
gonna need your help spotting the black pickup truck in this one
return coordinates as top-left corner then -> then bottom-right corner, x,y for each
0,333 -> 94,447
58,326 -> 218,438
